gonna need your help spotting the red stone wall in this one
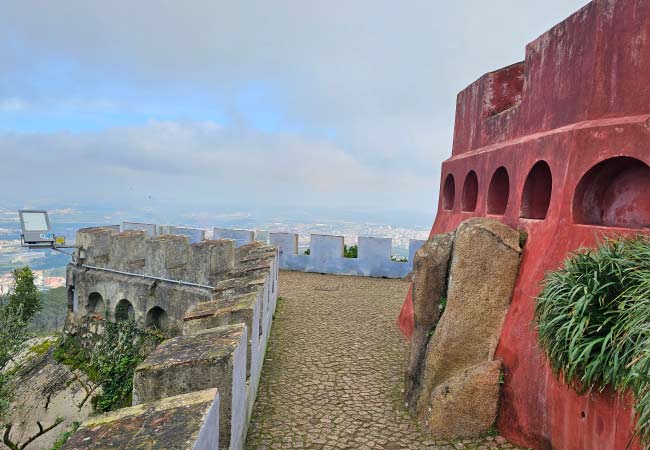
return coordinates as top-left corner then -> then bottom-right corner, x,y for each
398,1 -> 650,448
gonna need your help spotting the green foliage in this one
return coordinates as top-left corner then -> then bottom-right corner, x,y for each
0,304 -> 29,421
7,267 -> 41,323
535,236 -> 650,445
518,229 -> 529,249
0,373 -> 14,423
55,320 -> 165,413
343,244 -> 357,258
390,255 -> 408,262
438,296 -> 447,314
30,287 -> 67,334
0,306 -> 28,372
48,421 -> 80,450
304,245 -> 358,257
28,339 -> 54,356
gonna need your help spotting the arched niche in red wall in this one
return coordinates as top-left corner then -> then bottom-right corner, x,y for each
487,167 -> 510,215
442,174 -> 455,211
461,171 -> 478,212
573,156 -> 650,228
520,161 -> 552,220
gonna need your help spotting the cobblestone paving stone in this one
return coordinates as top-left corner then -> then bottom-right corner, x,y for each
246,271 -> 524,450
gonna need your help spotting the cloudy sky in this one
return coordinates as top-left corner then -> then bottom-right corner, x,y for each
0,1 -> 589,224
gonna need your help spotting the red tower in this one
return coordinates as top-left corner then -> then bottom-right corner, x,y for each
398,0 -> 650,448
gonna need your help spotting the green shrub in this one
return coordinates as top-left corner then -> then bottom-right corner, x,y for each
7,267 -> 41,323
55,320 -> 165,412
0,304 -> 29,420
343,245 -> 357,258
49,421 -> 80,450
535,235 -> 650,445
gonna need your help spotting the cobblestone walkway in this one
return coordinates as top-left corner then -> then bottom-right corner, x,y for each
246,271 -> 521,450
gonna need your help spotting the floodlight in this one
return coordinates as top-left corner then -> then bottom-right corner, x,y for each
19,210 -> 54,246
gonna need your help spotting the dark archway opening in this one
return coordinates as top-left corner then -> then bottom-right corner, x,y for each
461,171 -> 478,212
145,306 -> 168,330
442,174 -> 455,211
67,286 -> 75,313
520,161 -> 552,220
115,299 -> 135,322
573,157 -> 650,228
88,292 -> 105,319
487,167 -> 510,215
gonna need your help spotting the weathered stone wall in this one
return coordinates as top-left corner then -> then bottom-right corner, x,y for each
64,226 -> 280,450
271,232 -> 425,278
120,222 -> 426,279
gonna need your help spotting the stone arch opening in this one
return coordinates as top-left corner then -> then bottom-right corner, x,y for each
115,299 -> 135,322
573,157 -> 650,228
88,292 -> 105,318
520,161 -> 552,220
442,174 -> 455,211
145,306 -> 168,330
487,167 -> 510,215
461,171 -> 478,212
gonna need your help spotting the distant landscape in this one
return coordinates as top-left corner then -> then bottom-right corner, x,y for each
0,203 -> 432,286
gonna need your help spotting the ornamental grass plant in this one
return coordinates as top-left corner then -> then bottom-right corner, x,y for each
535,235 -> 650,446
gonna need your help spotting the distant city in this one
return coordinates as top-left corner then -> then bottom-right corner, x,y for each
0,204 -> 433,285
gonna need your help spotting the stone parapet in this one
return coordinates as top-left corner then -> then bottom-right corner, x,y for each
62,389 -> 220,450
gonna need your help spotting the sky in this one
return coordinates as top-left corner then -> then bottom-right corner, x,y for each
0,0 -> 590,226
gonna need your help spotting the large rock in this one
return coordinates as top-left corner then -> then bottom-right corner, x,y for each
416,218 -> 522,438
424,360 -> 502,440
404,232 -> 454,411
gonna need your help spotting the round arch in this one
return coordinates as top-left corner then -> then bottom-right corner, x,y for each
442,173 -> 455,211
461,171 -> 478,212
115,299 -> 135,322
520,161 -> 552,220
145,306 -> 169,330
487,166 -> 510,215
573,156 -> 650,228
87,292 -> 105,318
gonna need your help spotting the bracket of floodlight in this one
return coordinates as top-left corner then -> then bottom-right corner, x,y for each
18,209 -> 80,260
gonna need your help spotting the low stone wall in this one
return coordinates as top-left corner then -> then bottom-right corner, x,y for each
121,222 -> 426,279
271,233 -> 425,278
65,227 -> 279,450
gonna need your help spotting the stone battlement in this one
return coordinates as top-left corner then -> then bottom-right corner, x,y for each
64,224 -> 279,450
75,226 -> 235,286
120,222 -> 426,279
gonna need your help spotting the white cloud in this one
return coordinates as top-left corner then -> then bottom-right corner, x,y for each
0,0 -> 590,219
0,121 -> 434,212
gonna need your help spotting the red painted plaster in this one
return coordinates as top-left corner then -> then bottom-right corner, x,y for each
397,1 -> 650,448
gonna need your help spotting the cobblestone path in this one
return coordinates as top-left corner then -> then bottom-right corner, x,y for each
246,271 -> 521,450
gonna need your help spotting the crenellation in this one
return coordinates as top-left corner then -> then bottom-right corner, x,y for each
62,389 -> 221,450
213,228 -> 255,247
67,223 -> 279,450
133,324 -> 248,450
271,232 -> 425,278
122,221 -> 158,236
188,239 -> 236,286
107,230 -> 146,272
144,234 -> 190,279
75,226 -> 118,266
